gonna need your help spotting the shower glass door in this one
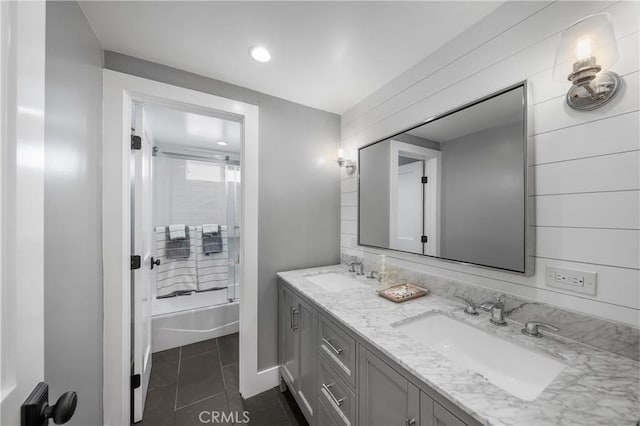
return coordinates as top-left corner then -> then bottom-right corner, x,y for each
226,164 -> 241,302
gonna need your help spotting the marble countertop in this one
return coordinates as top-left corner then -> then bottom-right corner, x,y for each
277,265 -> 640,426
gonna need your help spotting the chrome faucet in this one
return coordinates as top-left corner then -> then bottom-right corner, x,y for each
480,296 -> 507,326
522,321 -> 559,338
455,296 -> 478,316
347,258 -> 364,275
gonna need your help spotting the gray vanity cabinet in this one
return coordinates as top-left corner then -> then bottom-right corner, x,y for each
420,393 -> 466,426
298,297 -> 318,418
279,284 -> 299,388
279,280 -> 477,426
278,283 -> 317,423
359,348 -> 420,426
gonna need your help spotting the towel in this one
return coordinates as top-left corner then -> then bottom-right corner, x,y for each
202,224 -> 223,255
202,223 -> 218,235
196,226 -> 229,292
154,226 -> 198,297
165,226 -> 190,258
168,224 -> 186,240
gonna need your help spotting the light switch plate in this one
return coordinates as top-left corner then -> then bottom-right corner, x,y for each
545,265 -> 597,296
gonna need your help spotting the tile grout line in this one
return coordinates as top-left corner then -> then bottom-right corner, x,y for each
217,338 -> 228,392
181,348 -> 218,361
175,389 -> 228,411
174,346 -> 182,412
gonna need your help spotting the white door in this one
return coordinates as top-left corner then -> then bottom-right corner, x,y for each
131,104 -> 153,422
392,160 -> 424,253
0,1 -> 46,425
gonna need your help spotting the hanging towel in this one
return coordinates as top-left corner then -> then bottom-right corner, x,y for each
202,224 -> 223,255
196,226 -> 229,292
202,223 -> 218,235
166,225 -> 190,258
154,226 -> 199,297
168,224 -> 186,240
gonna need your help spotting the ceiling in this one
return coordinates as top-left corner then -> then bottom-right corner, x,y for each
80,1 -> 504,114
144,104 -> 242,153
408,87 -> 524,143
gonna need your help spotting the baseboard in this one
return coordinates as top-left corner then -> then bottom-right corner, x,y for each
240,365 -> 279,399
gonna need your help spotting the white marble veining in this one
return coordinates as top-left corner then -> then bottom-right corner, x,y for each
342,253 -> 640,362
278,265 -> 640,426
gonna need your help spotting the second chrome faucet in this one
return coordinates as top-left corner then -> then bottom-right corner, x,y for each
455,295 -> 507,326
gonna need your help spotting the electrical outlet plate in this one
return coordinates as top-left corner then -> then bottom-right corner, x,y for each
545,265 -> 597,296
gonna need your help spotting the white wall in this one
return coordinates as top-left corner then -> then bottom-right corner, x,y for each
44,2 -> 104,425
153,156 -> 230,227
340,1 -> 640,326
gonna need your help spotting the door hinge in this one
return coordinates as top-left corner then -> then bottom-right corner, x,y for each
131,135 -> 142,150
421,176 -> 428,184
421,235 -> 428,243
130,255 -> 141,270
131,374 -> 141,390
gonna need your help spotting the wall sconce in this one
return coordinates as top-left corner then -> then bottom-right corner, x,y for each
337,147 -> 356,175
553,13 -> 621,111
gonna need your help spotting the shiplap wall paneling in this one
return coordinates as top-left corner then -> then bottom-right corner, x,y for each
342,2 -> 638,145
339,1 -> 640,326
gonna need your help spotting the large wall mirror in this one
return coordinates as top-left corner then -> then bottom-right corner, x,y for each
358,83 -> 529,274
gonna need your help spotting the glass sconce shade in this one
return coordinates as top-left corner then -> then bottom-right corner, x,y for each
553,13 -> 618,81
553,13 -> 621,110
337,145 -> 356,175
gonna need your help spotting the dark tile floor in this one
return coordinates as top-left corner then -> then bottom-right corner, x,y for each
138,333 -> 308,426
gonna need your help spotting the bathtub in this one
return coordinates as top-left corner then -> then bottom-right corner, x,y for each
151,286 -> 239,353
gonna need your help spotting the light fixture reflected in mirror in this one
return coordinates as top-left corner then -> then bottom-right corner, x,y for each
553,13 -> 621,111
337,147 -> 356,175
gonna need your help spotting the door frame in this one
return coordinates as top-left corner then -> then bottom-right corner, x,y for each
102,70 -> 276,425
388,140 -> 441,256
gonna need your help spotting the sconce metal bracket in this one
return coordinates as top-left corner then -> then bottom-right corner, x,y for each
566,70 -> 621,111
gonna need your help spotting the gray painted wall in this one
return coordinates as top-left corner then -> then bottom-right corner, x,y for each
45,2 -> 103,425
358,142 -> 390,248
440,122 -> 524,271
104,51 -> 341,369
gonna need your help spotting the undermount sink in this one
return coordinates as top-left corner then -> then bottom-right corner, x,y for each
305,272 -> 370,292
393,312 -> 566,401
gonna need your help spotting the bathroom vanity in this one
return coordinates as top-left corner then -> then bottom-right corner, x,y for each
277,265 -> 640,426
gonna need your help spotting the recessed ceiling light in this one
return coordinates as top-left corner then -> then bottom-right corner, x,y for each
217,141 -> 228,146
249,46 -> 271,63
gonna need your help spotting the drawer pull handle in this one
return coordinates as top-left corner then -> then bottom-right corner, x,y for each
405,418 -> 416,426
291,307 -> 299,331
322,338 -> 343,355
322,383 -> 344,407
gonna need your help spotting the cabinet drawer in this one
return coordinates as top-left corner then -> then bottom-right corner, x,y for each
319,314 -> 357,387
319,358 -> 357,426
317,396 -> 342,426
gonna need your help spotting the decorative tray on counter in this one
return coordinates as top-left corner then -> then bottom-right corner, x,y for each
377,284 -> 428,303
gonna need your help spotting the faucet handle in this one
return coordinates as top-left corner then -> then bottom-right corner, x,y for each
455,296 -> 478,316
522,321 -> 559,338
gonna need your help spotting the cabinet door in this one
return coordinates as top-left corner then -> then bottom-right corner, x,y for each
279,284 -> 299,388
420,392 -> 435,426
433,402 -> 466,426
297,297 -> 317,419
359,349 -> 420,426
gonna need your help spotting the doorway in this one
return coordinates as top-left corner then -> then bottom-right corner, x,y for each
130,101 -> 243,422
103,70 -> 272,425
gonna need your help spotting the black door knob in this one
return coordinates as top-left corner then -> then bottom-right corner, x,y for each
22,383 -> 77,426
43,392 -> 77,424
150,256 -> 161,270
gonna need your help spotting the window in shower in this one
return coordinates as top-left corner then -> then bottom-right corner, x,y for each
152,153 -> 241,306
